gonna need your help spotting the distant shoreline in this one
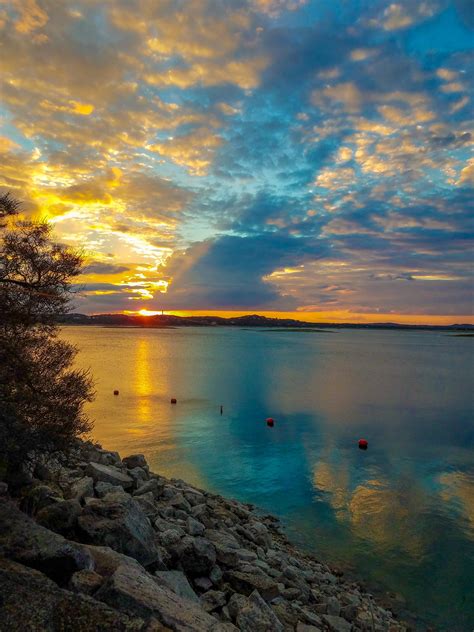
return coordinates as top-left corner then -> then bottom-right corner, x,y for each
59,312 -> 474,332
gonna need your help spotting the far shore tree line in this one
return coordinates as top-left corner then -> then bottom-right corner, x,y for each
0,192 -> 94,484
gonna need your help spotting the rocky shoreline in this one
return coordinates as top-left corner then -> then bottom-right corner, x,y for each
0,441 -> 409,631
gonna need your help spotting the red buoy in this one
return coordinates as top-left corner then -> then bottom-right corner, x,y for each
358,439 -> 368,450
266,417 -> 275,427
170,398 -> 177,404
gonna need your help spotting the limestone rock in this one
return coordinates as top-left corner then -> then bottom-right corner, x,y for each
96,563 -> 218,631
77,495 -> 160,566
96,481 -> 124,498
201,589 -> 227,612
323,614 -> 353,632
134,477 -> 165,499
86,462 -> 133,489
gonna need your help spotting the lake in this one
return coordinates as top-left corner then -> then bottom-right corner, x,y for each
61,326 -> 474,630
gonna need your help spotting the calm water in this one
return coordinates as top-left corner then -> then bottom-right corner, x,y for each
61,326 -> 474,630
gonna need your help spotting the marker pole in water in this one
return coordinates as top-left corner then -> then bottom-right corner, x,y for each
220,405 -> 223,415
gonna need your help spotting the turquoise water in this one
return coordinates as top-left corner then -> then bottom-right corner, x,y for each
62,326 -> 474,630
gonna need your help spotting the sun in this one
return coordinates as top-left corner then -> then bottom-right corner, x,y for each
137,309 -> 162,317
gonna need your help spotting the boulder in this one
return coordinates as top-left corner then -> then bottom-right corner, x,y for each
20,484 -> 62,516
123,454 -> 147,469
96,563 -> 218,631
175,536 -> 216,576
83,544 -> 144,577
187,516 -> 205,536
155,570 -> 200,603
225,570 -> 280,602
194,576 -> 213,591
205,529 -> 241,566
69,569 -> 105,595
68,476 -> 95,502
201,589 -> 227,612
36,499 -> 82,536
229,590 -> 284,632
86,462 -> 133,490
0,557 -> 144,631
77,495 -> 160,566
133,478 -> 164,499
0,501 -> 93,585
128,466 -> 149,487
322,614 -> 352,632
96,481 -> 124,498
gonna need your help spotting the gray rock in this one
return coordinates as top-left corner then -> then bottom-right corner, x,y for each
322,614 -> 352,632
327,596 -> 342,616
96,481 -> 124,498
155,570 -> 199,603
205,529 -> 241,566
209,564 -> 223,585
36,499 -> 82,536
68,476 -> 95,502
296,624 -> 322,632
20,484 -> 62,515
83,544 -> 143,577
69,569 -> 104,595
77,495 -> 160,566
0,481 -> 7,495
129,466 -> 149,487
225,570 -> 280,602
194,576 -> 213,591
187,516 -> 205,536
134,478 -> 164,499
0,501 -> 93,585
154,517 -> 186,536
176,536 -> 216,576
0,557 -> 144,631
96,562 -> 218,631
201,589 -> 227,612
159,528 -> 183,547
210,624 -> 238,632
134,491 -> 157,517
229,590 -> 284,632
86,462 -> 134,489
123,454 -> 147,469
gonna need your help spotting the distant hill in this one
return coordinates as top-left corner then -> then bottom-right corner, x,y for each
57,313 -> 474,331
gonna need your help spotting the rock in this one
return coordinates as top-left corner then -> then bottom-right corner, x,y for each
322,614 -> 353,632
155,570 -> 200,603
96,481 -> 125,498
209,564 -> 223,585
123,454 -> 147,469
20,484 -> 62,515
187,516 -> 205,536
229,590 -> 284,632
176,536 -> 216,576
0,501 -> 93,585
86,462 -> 133,489
205,529 -> 241,566
159,528 -> 183,547
0,481 -> 8,495
0,557 -> 144,631
134,491 -> 158,517
83,544 -> 143,577
194,576 -> 213,591
327,596 -> 342,616
36,499 -> 82,536
201,589 -> 227,612
134,478 -> 165,499
34,461 -> 55,481
77,495 -> 160,566
210,624 -> 238,632
129,466 -> 149,487
225,570 -> 280,602
296,624 -> 322,632
96,563 -> 218,631
68,476 -> 95,502
69,569 -> 104,594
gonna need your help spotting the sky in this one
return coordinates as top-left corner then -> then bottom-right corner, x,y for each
0,0 -> 473,324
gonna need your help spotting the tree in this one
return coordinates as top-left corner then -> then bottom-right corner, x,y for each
0,192 -> 94,480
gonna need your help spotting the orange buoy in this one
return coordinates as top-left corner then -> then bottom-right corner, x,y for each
358,439 -> 368,450
170,398 -> 177,404
266,417 -> 275,427
113,390 -> 119,396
